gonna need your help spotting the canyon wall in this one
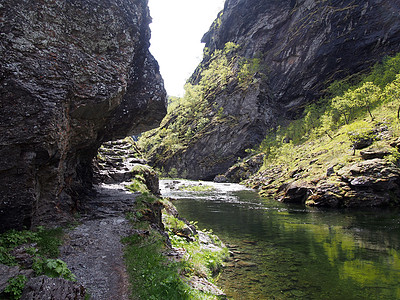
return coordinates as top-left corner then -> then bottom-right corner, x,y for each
152,0 -> 400,180
0,0 -> 167,231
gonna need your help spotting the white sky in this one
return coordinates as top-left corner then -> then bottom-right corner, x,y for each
148,0 -> 226,97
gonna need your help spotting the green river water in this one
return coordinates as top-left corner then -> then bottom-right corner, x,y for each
161,180 -> 400,300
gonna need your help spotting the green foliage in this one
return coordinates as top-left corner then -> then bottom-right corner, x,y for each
168,232 -> 228,279
257,53 -> 400,172
0,227 -> 76,291
3,275 -> 27,300
223,41 -> 240,55
122,232 -> 192,300
32,258 -> 76,281
35,227 -> 64,258
138,42 -> 267,173
343,121 -> 376,146
0,227 -> 62,266
365,53 -> 400,88
0,229 -> 38,249
199,47 -> 233,95
163,214 -> 187,233
163,210 -> 228,280
238,57 -> 261,87
168,167 -> 179,179
127,176 -> 149,194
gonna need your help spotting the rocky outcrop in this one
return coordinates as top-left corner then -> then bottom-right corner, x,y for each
0,0 -> 167,231
215,153 -> 264,183
255,158 -> 400,208
152,0 -> 400,180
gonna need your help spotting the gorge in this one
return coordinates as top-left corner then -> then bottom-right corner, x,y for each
1,0 -> 400,299
143,0 -> 400,181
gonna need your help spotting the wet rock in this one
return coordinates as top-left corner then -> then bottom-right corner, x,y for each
21,276 -> 85,300
236,261 -> 257,268
0,0 -> 167,232
277,182 -> 312,204
214,175 -> 228,183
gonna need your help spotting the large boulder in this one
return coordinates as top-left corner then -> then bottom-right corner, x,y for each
0,0 -> 167,232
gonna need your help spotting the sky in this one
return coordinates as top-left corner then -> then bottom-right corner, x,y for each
148,0 -> 226,97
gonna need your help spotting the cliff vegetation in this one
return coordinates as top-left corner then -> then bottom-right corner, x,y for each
139,0 -> 400,180
240,53 -> 400,207
139,42 -> 265,178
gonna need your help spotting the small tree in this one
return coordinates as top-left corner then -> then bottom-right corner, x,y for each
350,82 -> 381,121
383,74 -> 400,119
332,95 -> 353,124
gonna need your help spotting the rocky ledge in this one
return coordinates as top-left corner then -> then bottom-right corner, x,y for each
246,137 -> 400,208
0,0 -> 167,232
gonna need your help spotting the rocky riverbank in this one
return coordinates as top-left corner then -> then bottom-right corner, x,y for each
242,126 -> 400,208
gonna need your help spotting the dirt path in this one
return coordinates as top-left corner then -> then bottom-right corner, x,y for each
60,183 -> 137,300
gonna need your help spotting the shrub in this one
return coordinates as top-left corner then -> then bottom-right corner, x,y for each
32,258 -> 76,281
3,275 -> 28,300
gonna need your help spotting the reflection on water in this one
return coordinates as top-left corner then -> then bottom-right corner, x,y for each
161,180 -> 400,299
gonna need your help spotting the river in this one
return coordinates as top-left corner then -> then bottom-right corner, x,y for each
160,179 -> 400,300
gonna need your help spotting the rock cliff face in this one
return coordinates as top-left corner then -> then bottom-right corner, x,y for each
0,0 -> 167,232
154,0 -> 400,180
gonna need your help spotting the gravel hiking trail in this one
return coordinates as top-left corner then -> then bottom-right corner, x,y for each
60,183 -> 137,300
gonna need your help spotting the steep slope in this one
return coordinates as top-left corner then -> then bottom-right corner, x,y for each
143,0 -> 400,180
0,0 -> 167,232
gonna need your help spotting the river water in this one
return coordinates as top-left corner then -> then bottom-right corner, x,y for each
160,180 -> 400,300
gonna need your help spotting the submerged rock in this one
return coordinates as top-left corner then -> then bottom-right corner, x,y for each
0,0 -> 167,231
